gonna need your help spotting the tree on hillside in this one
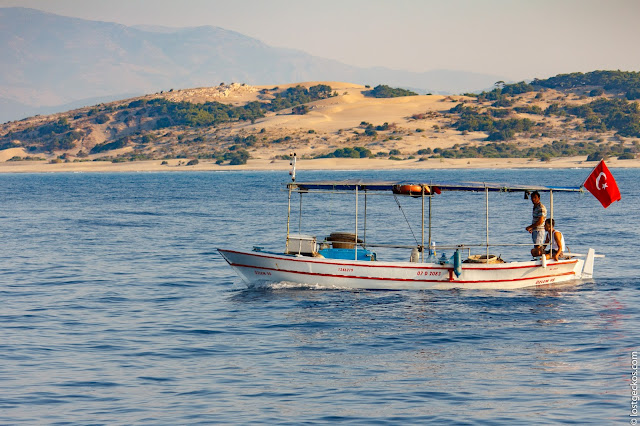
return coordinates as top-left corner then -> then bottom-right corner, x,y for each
292,105 -> 309,115
308,84 -> 333,99
367,85 -> 418,98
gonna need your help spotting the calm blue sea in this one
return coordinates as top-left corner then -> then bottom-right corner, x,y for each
0,168 -> 638,425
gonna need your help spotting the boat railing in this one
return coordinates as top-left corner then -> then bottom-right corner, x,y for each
359,241 -> 597,261
430,243 -> 537,249
362,242 -> 537,250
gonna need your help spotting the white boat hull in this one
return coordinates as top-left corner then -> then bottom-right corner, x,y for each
218,249 -> 587,290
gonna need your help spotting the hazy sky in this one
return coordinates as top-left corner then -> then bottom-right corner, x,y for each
2,0 -> 639,81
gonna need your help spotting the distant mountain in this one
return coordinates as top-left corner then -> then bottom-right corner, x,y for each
0,7 -> 505,123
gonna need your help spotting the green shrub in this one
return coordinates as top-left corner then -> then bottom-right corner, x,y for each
316,146 -> 372,159
586,151 -> 606,161
234,135 -> 257,147
364,128 -> 377,137
292,105 -> 309,115
90,137 -> 129,154
618,152 -> 636,159
94,114 -> 109,124
366,85 -> 418,98
0,141 -> 20,150
489,108 -> 510,118
225,149 -> 250,165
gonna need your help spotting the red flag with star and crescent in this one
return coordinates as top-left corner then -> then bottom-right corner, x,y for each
583,160 -> 621,208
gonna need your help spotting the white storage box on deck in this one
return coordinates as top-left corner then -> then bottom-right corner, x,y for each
286,234 -> 317,255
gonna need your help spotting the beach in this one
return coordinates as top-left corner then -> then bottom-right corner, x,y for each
0,155 -> 639,173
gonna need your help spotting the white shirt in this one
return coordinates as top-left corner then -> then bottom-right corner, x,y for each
546,229 -> 565,252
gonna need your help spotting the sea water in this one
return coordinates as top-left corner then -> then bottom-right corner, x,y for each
0,168 -> 638,424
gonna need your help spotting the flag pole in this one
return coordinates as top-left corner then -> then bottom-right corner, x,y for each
549,189 -> 553,258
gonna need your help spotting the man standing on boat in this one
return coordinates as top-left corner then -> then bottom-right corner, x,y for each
526,191 -> 546,257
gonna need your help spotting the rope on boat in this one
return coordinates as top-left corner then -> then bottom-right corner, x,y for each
393,194 -> 419,246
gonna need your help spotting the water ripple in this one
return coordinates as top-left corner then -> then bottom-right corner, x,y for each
0,170 -> 637,424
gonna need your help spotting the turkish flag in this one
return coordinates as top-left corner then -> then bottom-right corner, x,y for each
583,160 -> 621,208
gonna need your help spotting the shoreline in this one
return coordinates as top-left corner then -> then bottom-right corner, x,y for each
0,156 -> 638,173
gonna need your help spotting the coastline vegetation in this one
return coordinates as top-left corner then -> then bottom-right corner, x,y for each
315,146 -> 372,159
1,84 -> 337,165
424,140 -> 634,161
1,72 -> 639,164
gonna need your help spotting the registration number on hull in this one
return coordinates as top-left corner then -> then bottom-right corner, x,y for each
416,271 -> 442,276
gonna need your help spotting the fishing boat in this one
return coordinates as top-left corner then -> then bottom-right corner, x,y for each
218,160 -> 609,290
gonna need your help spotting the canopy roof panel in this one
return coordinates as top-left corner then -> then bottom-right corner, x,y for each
289,180 -> 583,193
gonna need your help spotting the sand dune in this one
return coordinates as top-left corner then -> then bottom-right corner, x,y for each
0,147 -> 28,162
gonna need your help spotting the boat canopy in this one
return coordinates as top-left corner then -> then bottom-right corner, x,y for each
288,180 -> 583,194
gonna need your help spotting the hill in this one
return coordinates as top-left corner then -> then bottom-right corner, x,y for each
0,7 -> 504,124
0,71 -> 639,168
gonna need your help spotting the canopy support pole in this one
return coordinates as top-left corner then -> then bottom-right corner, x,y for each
550,189 -> 554,253
428,195 -> 432,257
364,190 -> 367,249
286,184 -> 292,248
298,192 -> 303,234
485,186 -> 489,264
355,185 -> 359,260
421,187 -> 425,262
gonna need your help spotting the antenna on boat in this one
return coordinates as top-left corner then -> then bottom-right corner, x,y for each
289,152 -> 297,182
285,152 -> 296,252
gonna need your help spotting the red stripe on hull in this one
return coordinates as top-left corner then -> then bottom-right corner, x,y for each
227,261 -> 576,285
220,249 -> 578,272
